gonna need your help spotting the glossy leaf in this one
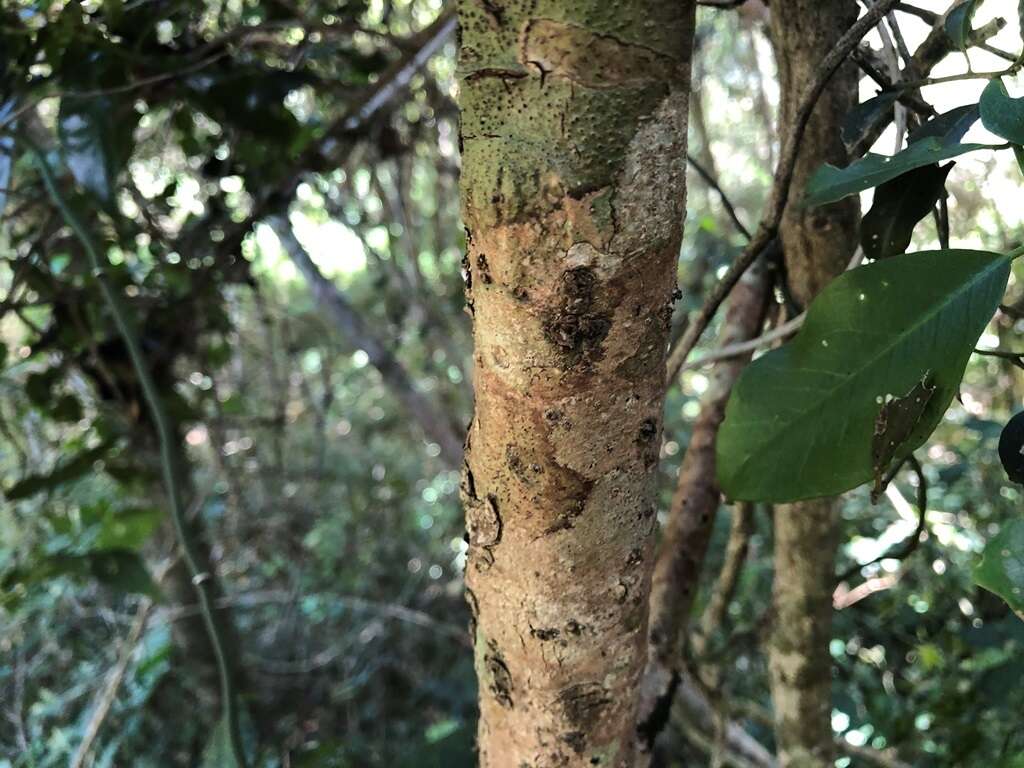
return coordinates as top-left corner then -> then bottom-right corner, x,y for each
945,0 -> 979,49
861,163 -> 952,260
804,138 -> 988,207
717,249 -> 1010,502
999,411 -> 1024,482
980,78 -> 1024,145
975,519 -> 1024,619
907,103 -> 980,146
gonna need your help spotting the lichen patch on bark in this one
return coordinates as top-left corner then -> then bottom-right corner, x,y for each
459,1 -> 697,764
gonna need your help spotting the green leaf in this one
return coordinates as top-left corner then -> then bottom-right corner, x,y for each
2,549 -> 158,603
945,0 -> 980,49
804,138 -> 988,207
717,249 -> 1010,502
1014,144 -> 1024,176
907,103 -> 980,146
980,78 -> 1024,145
86,549 -> 160,597
975,519 -> 1024,619
90,506 -> 163,551
4,439 -> 113,500
861,163 -> 952,260
841,92 -> 898,148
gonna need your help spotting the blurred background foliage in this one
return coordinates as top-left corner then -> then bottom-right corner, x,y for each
2,0 -> 1024,766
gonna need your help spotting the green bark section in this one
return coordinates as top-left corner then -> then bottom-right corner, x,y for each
458,1 -> 695,765
768,2 -> 861,766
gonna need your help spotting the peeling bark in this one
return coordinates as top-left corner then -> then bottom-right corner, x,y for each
767,2 -> 861,766
457,2 -> 696,764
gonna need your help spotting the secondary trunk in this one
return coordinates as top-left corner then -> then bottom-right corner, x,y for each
457,1 -> 696,764
768,2 -> 860,766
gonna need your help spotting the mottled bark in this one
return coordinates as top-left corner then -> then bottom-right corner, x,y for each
767,2 -> 861,766
457,1 -> 696,764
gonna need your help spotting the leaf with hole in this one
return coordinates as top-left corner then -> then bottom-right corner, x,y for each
717,249 -> 1010,502
805,138 -> 988,207
980,78 -> 1024,145
945,0 -> 980,49
861,163 -> 952,260
871,375 -> 935,497
975,519 -> 1024,620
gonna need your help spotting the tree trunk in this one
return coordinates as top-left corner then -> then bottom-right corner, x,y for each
767,2 -> 860,766
457,1 -> 696,764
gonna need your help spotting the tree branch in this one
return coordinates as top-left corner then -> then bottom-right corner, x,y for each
695,502 -> 754,654
639,262 -> 771,754
268,215 -> 464,466
215,8 -> 456,266
665,0 -> 900,385
687,152 -> 753,241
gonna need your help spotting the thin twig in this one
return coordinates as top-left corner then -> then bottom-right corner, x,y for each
687,152 -> 752,241
665,0 -> 901,386
838,455 -> 928,582
974,347 -> 1024,370
894,2 -> 937,23
680,315 -> 804,372
694,502 -> 755,657
70,600 -> 153,768
677,246 -> 864,375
